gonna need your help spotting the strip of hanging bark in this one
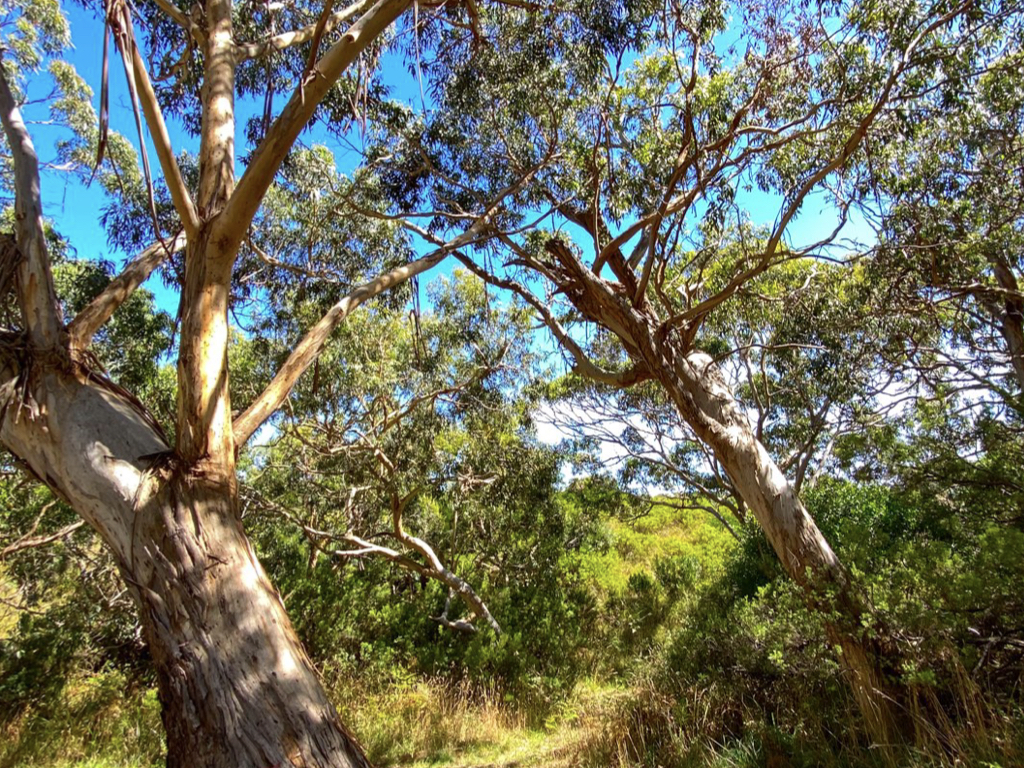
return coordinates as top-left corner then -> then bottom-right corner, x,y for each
0,235 -> 23,315
68,233 -> 186,351
91,9 -> 112,183
299,0 -> 336,103
94,0 -> 166,243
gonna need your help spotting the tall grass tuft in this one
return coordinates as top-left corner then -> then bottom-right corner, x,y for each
0,670 -> 163,768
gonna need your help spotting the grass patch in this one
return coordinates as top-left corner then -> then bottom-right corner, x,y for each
0,670 -> 163,768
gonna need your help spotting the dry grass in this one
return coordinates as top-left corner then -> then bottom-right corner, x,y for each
331,676 -> 530,766
1,671 -> 1019,768
0,671 -> 163,768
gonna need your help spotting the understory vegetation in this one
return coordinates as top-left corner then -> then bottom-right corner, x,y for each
3,478 -> 1022,767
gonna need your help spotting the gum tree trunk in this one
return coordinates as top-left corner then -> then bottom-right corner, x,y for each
0,0 -> 416,760
535,237 -> 905,745
0,363 -> 371,768
660,349 -> 902,744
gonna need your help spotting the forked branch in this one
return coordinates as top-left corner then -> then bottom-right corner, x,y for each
233,169 -> 529,446
258,492 -> 501,634
454,253 -> 652,389
151,0 -> 205,45
343,487 -> 502,634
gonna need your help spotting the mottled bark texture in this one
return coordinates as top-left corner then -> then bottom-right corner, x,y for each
0,360 -> 372,768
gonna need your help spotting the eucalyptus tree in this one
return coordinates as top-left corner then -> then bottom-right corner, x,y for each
0,0 -> 543,764
864,18 -> 1024,413
241,269 -> 536,635
363,0 -> 1018,743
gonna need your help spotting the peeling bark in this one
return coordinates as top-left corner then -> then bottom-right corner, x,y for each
663,350 -> 902,744
0,359 -> 372,768
1,0 -> 417,760
133,473 -> 371,768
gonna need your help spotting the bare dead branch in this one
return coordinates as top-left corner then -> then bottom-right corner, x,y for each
390,503 -> 501,634
255,491 -> 500,634
1,519 -> 85,559
235,0 -> 374,60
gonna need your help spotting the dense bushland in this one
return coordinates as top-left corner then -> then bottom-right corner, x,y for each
4,470 -> 1022,767
1,0 -> 1023,764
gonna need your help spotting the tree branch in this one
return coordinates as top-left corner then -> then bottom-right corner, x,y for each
454,253 -> 651,389
68,233 -> 186,351
0,64 -> 64,348
151,0 -> 205,45
389,492 -> 501,634
235,0 -> 374,60
233,246 -> 449,446
126,39 -> 200,236
255,491 -> 500,634
1,520 -> 85,559
763,0 -> 971,262
233,163 -> 532,446
217,0 -> 411,253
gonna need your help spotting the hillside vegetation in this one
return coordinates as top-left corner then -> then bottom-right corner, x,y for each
3,493 -> 1021,767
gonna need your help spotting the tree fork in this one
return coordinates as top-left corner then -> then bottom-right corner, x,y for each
0,359 -> 375,768
542,239 -> 909,746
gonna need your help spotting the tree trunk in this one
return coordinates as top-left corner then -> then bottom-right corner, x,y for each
133,473 -> 371,768
536,237 -> 904,744
989,258 -> 1024,394
659,348 -> 903,745
0,360 -> 371,768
